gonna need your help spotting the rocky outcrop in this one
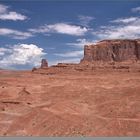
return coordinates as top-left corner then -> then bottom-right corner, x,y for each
40,59 -> 48,69
32,67 -> 37,72
33,39 -> 140,74
81,39 -> 140,63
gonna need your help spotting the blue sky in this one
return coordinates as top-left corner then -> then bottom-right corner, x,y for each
0,1 -> 140,69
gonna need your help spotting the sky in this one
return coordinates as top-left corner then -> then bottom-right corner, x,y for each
0,0 -> 140,69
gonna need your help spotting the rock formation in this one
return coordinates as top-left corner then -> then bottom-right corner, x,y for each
40,59 -> 48,69
34,39 -> 140,74
81,39 -> 140,63
32,67 -> 37,72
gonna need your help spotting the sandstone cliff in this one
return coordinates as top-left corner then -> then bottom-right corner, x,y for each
81,39 -> 140,63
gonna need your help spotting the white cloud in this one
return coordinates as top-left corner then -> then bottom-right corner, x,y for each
54,50 -> 83,57
50,58 -> 81,65
29,23 -> 88,36
0,48 -> 10,56
92,16 -> 140,39
0,28 -> 33,39
131,7 -> 140,13
0,11 -> 27,21
66,38 -> 95,48
0,44 -> 46,69
0,4 -> 8,13
111,17 -> 139,23
78,15 -> 94,26
0,4 -> 27,21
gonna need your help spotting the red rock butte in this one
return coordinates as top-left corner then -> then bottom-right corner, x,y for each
81,39 -> 140,63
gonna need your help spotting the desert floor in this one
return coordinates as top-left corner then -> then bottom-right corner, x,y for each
0,70 -> 140,136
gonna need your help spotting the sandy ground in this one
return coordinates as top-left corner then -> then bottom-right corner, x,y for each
0,69 -> 140,136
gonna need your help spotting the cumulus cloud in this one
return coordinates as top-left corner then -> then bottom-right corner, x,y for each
92,16 -> 140,40
0,4 -> 27,21
54,50 -> 83,58
0,44 -> 46,69
78,15 -> 94,26
0,28 -> 33,39
131,7 -> 140,13
29,23 -> 88,36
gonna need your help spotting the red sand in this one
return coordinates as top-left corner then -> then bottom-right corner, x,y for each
0,70 -> 140,136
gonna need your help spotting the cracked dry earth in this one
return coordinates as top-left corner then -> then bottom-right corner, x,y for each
0,70 -> 140,136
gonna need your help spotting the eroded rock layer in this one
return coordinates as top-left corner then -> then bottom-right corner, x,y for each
81,39 -> 140,63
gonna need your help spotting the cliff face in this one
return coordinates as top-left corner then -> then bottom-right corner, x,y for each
81,39 -> 140,63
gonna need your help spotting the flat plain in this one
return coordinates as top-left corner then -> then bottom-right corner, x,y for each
0,69 -> 140,136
